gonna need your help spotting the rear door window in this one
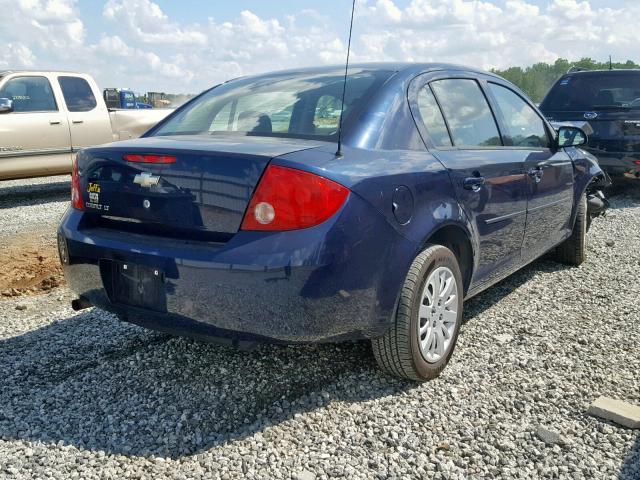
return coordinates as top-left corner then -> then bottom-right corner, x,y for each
489,83 -> 549,148
430,79 -> 502,148
58,76 -> 97,112
416,86 -> 452,147
0,76 -> 57,112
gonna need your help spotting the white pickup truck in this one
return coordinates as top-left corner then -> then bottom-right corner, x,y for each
0,70 -> 173,180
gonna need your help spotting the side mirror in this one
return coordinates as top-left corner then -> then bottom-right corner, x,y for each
0,98 -> 13,114
557,126 -> 587,148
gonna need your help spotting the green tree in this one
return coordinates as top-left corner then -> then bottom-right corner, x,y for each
492,58 -> 640,103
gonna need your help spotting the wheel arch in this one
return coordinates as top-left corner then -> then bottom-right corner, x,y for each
570,150 -> 610,228
422,222 -> 475,296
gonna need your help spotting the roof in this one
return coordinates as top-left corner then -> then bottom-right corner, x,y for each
0,69 -> 83,76
222,62 -> 501,87
565,69 -> 640,76
244,62 -> 490,76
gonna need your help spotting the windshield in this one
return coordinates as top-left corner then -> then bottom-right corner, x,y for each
152,69 -> 393,141
541,71 -> 640,112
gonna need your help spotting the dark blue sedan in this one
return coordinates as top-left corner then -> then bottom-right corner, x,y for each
58,63 -> 607,381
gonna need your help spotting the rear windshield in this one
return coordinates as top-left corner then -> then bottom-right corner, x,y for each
541,71 -> 640,112
151,69 -> 393,141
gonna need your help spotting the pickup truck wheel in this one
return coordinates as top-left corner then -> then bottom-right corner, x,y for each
372,244 -> 463,382
555,193 -> 587,266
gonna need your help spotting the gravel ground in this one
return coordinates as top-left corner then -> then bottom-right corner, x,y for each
0,177 -> 638,479
0,175 -> 69,239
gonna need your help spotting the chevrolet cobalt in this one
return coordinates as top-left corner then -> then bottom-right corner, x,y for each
58,64 -> 606,381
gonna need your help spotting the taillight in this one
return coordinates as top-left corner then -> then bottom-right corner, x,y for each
123,154 -> 176,164
71,156 -> 83,210
241,165 -> 349,231
634,160 -> 640,166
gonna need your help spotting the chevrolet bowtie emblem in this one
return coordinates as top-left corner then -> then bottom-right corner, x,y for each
133,172 -> 160,188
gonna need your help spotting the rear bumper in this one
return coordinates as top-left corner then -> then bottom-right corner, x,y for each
586,149 -> 640,181
58,195 -> 415,343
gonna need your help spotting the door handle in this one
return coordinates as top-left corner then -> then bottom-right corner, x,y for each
463,176 -> 485,192
528,167 -> 544,183
49,120 -> 61,125
72,120 -> 84,124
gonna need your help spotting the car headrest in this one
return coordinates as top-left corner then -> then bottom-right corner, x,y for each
237,111 -> 272,133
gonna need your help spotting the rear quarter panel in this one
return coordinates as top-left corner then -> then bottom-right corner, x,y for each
275,145 -> 474,312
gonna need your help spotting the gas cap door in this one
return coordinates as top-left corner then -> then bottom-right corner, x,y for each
391,185 -> 414,225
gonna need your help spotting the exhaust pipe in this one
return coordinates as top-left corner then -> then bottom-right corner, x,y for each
71,296 -> 93,311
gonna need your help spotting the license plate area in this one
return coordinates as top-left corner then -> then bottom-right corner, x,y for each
111,262 -> 167,312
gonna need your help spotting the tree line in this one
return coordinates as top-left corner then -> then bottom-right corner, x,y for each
492,58 -> 640,103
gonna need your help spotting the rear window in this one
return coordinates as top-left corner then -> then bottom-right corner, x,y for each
541,72 -> 640,112
152,69 -> 393,141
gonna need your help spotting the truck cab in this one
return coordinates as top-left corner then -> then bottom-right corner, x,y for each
0,71 -> 172,180
0,71 -> 113,179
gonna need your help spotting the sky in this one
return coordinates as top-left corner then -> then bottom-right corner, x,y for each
0,0 -> 638,94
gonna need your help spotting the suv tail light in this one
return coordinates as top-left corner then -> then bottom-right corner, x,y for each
241,165 -> 349,231
71,156 -> 83,210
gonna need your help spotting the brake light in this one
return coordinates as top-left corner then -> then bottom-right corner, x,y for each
71,156 -> 83,210
123,154 -> 176,164
241,165 -> 349,231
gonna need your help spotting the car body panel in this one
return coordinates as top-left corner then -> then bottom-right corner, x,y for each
407,69 -> 576,286
59,190 -> 417,342
520,149 -> 574,262
76,136 -> 324,236
58,63 -> 605,344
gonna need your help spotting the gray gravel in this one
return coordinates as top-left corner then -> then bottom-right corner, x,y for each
0,175 -> 69,239
0,177 -> 638,479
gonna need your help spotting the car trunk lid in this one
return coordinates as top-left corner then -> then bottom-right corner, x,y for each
78,135 -> 324,239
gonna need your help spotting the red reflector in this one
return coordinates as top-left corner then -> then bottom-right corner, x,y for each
71,156 -> 83,210
241,165 -> 349,231
123,154 -> 176,164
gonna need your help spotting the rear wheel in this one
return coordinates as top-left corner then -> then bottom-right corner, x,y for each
555,193 -> 587,266
372,244 -> 464,381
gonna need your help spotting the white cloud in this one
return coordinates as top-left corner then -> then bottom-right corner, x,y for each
1,0 -> 639,93
103,0 -> 207,45
0,43 -> 36,69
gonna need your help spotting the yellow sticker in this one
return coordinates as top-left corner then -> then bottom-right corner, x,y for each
88,183 -> 101,193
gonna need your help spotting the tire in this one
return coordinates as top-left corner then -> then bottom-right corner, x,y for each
555,193 -> 587,266
372,244 -> 464,381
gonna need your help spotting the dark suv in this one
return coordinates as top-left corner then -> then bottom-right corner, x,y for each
540,69 -> 640,183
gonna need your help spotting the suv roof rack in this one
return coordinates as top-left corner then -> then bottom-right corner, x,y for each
567,66 -> 590,74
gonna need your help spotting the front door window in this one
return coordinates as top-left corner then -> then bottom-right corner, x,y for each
0,76 -> 58,112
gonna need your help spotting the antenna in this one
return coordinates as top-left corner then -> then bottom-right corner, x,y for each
335,0 -> 356,158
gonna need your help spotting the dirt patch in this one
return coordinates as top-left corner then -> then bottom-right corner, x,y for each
0,236 -> 65,298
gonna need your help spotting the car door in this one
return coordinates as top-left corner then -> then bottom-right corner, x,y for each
0,75 -> 71,179
485,82 -> 574,262
410,74 -> 528,287
57,75 -> 112,151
